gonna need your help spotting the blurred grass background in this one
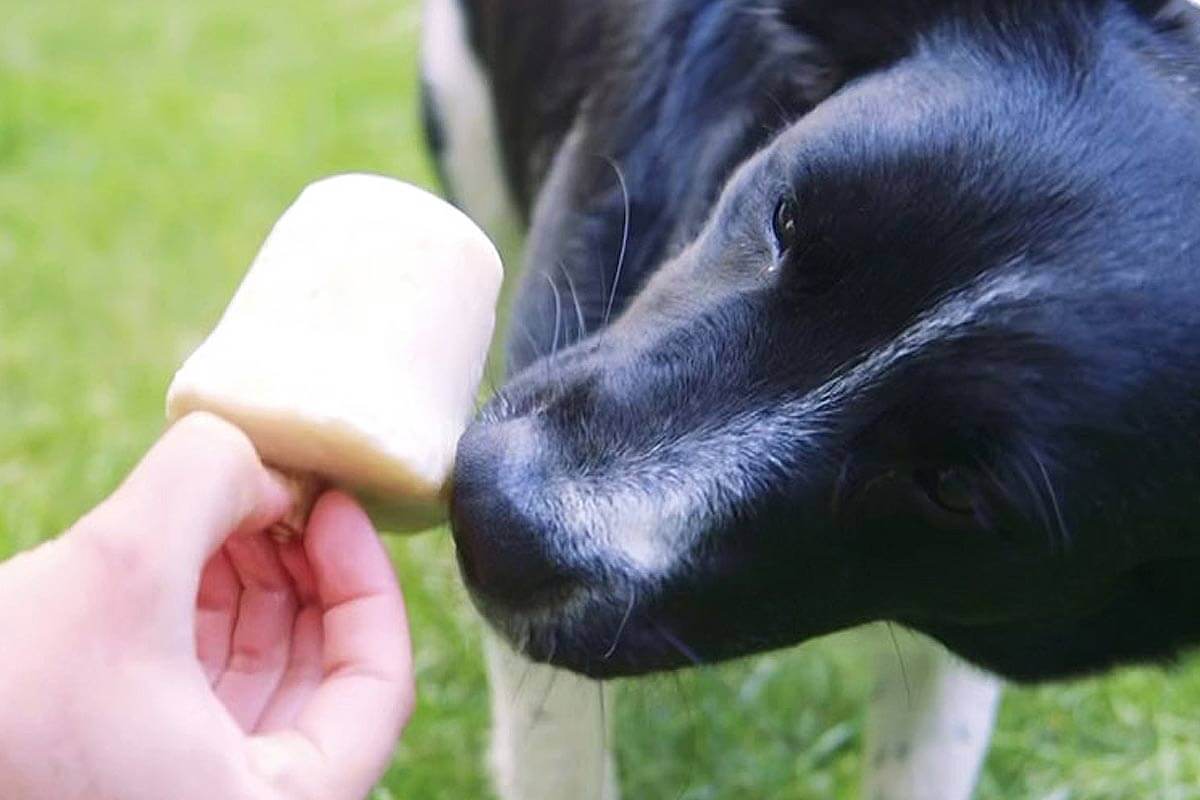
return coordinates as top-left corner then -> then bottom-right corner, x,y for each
3,0 -> 1200,797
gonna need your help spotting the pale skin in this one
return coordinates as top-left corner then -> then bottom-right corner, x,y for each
0,412 -> 415,800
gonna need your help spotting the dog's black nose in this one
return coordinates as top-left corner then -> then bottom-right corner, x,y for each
450,419 -> 581,612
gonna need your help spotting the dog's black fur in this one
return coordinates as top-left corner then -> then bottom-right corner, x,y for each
430,0 -> 1200,682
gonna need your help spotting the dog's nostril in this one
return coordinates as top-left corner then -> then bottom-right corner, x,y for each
450,420 -> 580,612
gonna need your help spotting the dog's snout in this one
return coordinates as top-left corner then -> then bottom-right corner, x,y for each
451,419 -> 581,612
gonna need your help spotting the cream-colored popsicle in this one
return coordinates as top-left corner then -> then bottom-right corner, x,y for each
166,173 -> 503,534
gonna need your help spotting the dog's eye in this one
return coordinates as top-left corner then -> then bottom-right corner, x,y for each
772,198 -> 800,253
919,467 -> 976,515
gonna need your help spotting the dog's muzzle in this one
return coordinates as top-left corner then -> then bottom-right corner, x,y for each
451,416 -> 585,613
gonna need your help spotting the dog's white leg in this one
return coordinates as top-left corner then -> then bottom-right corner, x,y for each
420,0 -> 521,245
862,629 -> 1002,800
484,633 -> 620,800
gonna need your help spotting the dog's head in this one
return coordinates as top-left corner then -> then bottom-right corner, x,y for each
451,0 -> 1200,681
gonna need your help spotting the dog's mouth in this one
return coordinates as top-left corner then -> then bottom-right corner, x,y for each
457,558 -> 697,679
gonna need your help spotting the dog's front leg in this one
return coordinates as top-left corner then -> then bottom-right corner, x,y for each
862,630 -> 1002,800
484,633 -> 620,800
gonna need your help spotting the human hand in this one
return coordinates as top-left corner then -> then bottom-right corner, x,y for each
0,412 -> 414,800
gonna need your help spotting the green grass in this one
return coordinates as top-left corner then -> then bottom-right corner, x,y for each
2,1 -> 1200,797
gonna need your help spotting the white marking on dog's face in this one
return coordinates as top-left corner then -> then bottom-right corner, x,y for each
556,481 -> 696,575
793,270 -> 1048,420
420,0 -> 520,237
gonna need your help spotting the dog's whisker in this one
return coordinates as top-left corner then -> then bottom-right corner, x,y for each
650,618 -> 704,667
523,669 -> 559,739
762,87 -> 793,133
477,367 -> 505,414
1010,454 -> 1060,554
545,271 -> 564,355
1033,451 -> 1071,551
603,589 -> 637,660
513,317 -> 548,362
601,154 -> 631,326
885,621 -> 913,710
559,260 -> 589,342
505,620 -> 534,662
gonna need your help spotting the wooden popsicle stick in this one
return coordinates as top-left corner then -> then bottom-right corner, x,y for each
266,468 -> 326,540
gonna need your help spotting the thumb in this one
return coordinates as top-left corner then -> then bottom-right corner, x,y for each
74,412 -> 292,578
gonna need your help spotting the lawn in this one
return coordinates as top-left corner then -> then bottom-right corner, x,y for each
3,1 -> 1200,797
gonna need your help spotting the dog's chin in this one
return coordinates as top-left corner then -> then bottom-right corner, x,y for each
468,590 -> 702,680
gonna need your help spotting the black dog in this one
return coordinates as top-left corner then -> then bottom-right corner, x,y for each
430,0 -> 1200,689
